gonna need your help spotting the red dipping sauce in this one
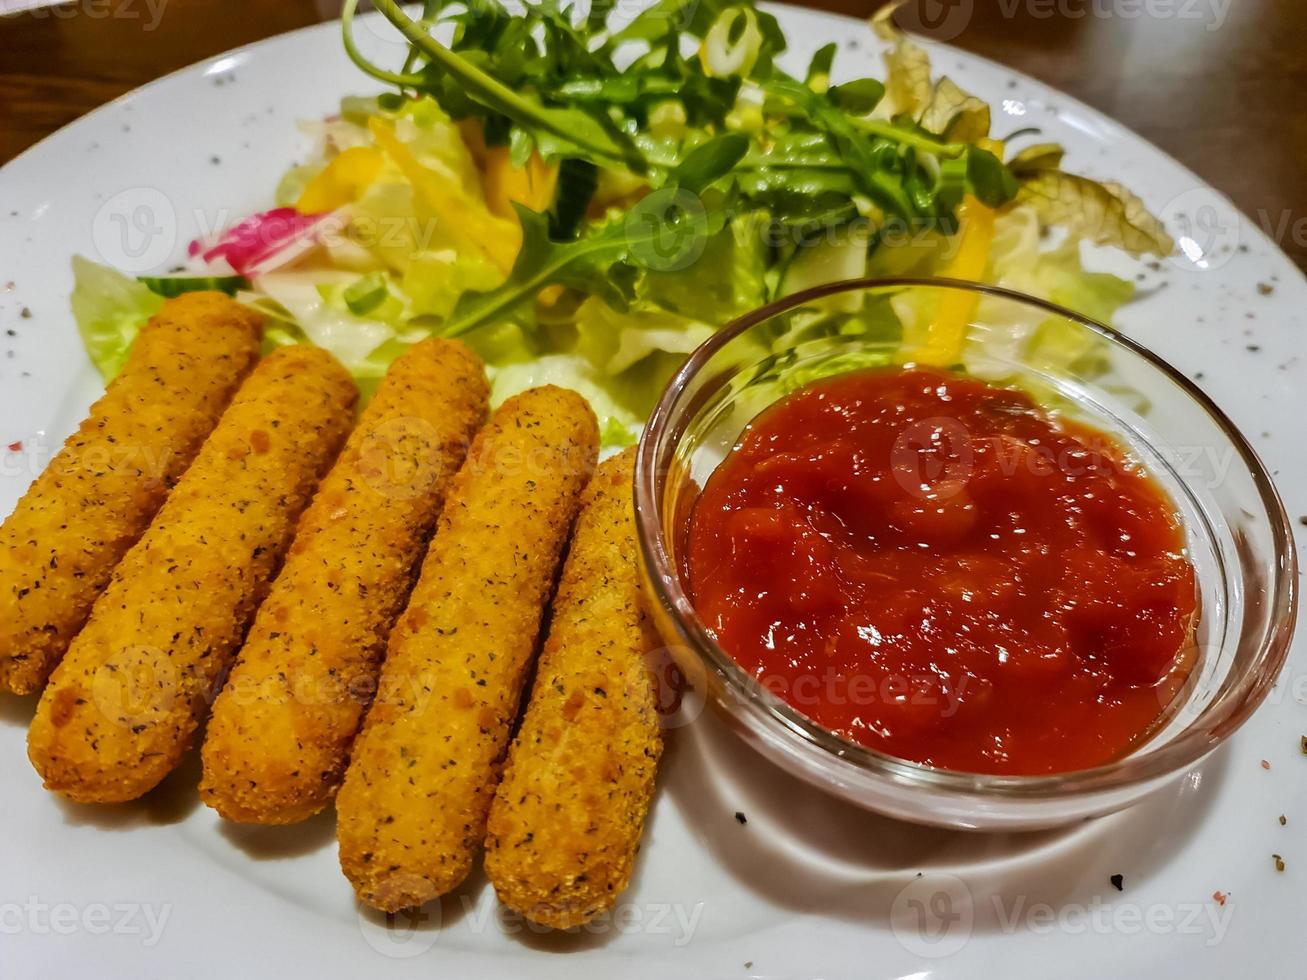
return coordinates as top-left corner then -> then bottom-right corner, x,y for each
686,367 -> 1197,775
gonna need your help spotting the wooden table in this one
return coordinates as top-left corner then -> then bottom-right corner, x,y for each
2,0 -> 1303,271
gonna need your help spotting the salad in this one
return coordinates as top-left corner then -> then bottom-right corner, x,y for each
72,0 -> 1173,446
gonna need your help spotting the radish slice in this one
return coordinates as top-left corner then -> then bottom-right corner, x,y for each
195,207 -> 351,276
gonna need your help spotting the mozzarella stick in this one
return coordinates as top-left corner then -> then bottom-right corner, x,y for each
200,339 -> 489,824
0,293 -> 262,695
27,346 -> 355,803
484,448 -> 663,929
337,386 -> 598,912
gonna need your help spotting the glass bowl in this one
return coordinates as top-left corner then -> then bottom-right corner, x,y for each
634,277 -> 1297,831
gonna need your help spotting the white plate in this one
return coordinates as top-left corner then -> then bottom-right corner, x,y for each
1,5 -> 1304,978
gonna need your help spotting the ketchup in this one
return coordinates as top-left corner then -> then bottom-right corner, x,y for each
686,367 -> 1197,775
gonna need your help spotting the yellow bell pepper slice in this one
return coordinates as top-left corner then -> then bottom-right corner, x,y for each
368,117 -> 521,275
912,138 -> 1006,366
459,117 -> 558,219
295,146 -> 384,214
482,145 -> 558,220
914,193 -> 996,366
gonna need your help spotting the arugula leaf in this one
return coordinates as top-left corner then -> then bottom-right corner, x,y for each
670,133 -> 750,193
444,201 -> 723,336
357,0 -> 650,172
759,74 -> 912,219
445,207 -> 626,335
966,147 -> 1019,208
607,0 -> 730,44
829,78 -> 887,115
806,42 -> 837,89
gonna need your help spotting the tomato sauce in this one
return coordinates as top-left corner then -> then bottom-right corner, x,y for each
686,367 -> 1197,775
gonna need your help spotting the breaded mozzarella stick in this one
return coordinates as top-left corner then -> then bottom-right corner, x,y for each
200,339 -> 489,824
337,385 -> 598,912
0,293 -> 262,694
484,448 -> 663,928
28,346 -> 355,803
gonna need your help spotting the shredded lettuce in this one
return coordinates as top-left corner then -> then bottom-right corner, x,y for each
486,354 -> 646,447
401,250 -> 503,320
972,205 -> 1134,376
70,255 -> 164,377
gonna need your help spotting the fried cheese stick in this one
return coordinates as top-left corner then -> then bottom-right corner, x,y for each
483,448 -> 663,928
27,346 -> 355,803
336,386 -> 598,912
199,339 -> 489,824
0,293 -> 262,694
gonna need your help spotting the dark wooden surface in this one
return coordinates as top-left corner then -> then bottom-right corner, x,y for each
1,0 -> 1304,271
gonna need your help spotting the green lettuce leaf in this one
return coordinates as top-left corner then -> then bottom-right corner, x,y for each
486,353 -> 648,450
919,77 -> 990,143
69,255 -> 164,378
1016,170 -> 1173,258
962,205 -> 1136,377
872,5 -> 932,116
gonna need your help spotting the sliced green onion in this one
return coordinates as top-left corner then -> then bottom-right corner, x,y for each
343,273 -> 389,315
138,275 -> 249,298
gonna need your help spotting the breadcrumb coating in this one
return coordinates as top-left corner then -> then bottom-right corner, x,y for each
27,346 -> 355,803
484,448 -> 663,928
336,385 -> 598,912
200,339 -> 489,824
0,293 -> 262,694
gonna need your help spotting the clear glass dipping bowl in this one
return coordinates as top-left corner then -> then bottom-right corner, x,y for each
634,277 -> 1297,831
